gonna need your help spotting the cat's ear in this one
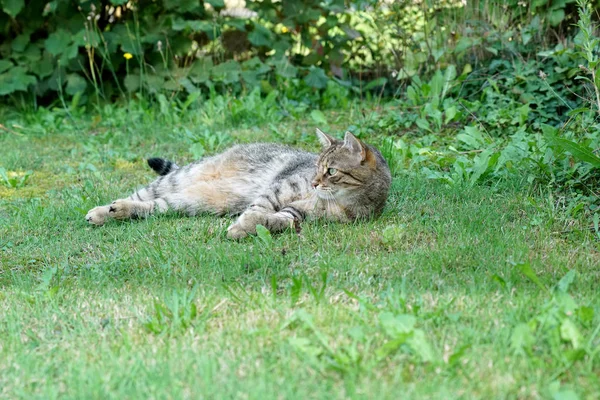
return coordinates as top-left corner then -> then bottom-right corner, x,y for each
343,131 -> 366,161
316,128 -> 335,148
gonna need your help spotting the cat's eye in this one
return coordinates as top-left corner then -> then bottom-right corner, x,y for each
327,167 -> 338,176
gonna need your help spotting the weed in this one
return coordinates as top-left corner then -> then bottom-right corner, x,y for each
0,168 -> 32,188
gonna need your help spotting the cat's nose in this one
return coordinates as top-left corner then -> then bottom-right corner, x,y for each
311,181 -> 318,189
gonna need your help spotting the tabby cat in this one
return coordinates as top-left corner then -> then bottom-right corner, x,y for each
85,129 -> 391,239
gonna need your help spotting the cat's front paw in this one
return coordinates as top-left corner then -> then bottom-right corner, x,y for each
108,199 -> 134,219
226,223 -> 249,240
86,206 -> 110,226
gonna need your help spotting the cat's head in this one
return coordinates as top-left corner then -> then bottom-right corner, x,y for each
312,128 -> 391,215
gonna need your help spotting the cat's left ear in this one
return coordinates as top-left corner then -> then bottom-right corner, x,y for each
343,131 -> 366,161
316,128 -> 335,148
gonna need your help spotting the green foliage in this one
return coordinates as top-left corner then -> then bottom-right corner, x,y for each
0,0 -> 380,103
0,167 -> 32,188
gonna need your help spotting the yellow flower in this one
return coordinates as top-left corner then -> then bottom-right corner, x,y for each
281,26 -> 289,33
123,53 -> 133,60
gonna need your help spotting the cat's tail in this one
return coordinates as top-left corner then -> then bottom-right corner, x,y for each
147,157 -> 179,176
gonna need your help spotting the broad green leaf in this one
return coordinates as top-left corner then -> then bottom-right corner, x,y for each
172,18 -> 213,33
272,58 -> 297,79
363,77 -> 387,91
304,67 -> 328,89
379,312 -> 416,337
407,329 -> 435,362
442,65 -> 456,98
556,270 -> 577,293
444,105 -> 457,123
457,126 -> 485,149
549,136 -> 600,168
0,67 -> 36,95
163,0 -> 198,12
470,148 -> 497,185
11,32 -> 29,52
189,58 -> 213,84
248,22 -> 273,47
510,323 -> 534,353
310,110 -> 328,126
1,0 -> 24,17
0,60 -> 12,74
552,390 -> 580,400
65,73 -> 87,95
455,37 -> 473,53
124,74 -> 140,92
211,60 -> 240,84
560,319 -> 583,349
242,57 -> 271,74
255,224 -> 272,246
548,9 -> 565,26
45,29 -> 72,56
205,0 -> 225,7
30,54 -> 53,79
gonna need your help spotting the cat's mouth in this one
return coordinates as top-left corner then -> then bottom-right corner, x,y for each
314,187 -> 336,200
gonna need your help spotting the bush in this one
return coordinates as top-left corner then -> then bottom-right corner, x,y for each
0,0 -> 382,103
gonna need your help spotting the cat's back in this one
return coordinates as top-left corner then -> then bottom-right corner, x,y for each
215,143 -> 317,180
225,142 -> 316,165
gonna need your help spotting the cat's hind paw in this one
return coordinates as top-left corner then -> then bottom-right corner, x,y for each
226,223 -> 249,240
85,206 -> 110,226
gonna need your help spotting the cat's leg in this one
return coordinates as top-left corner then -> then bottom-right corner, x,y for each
226,197 -> 305,239
86,184 -> 170,226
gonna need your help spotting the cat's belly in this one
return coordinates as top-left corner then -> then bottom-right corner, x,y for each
180,160 -> 263,214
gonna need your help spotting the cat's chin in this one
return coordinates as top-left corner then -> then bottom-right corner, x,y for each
315,190 -> 336,200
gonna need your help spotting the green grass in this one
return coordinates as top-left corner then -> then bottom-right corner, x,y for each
1,102 -> 599,399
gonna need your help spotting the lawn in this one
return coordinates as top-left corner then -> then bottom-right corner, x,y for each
1,103 -> 599,399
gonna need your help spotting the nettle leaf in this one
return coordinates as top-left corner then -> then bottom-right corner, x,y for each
1,0 -> 24,17
172,17 -> 213,33
0,66 -> 37,95
271,58 -> 297,79
45,29 -> 72,56
205,0 -> 225,8
548,9 -> 565,27
304,67 -> 328,89
189,57 -> 213,84
243,57 -> 270,74
0,60 -> 13,74
211,60 -> 241,84
164,0 -> 198,12
248,22 -> 273,47
30,53 -> 53,79
11,32 -> 30,52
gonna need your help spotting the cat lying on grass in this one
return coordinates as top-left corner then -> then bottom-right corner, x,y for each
86,129 -> 391,239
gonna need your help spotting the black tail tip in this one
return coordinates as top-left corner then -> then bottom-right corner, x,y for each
147,157 -> 169,175
147,157 -> 164,169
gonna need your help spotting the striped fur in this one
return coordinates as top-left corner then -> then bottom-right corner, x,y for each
85,129 -> 391,239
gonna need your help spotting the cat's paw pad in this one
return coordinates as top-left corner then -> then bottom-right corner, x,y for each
108,199 -> 134,219
86,206 -> 110,226
226,223 -> 248,240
